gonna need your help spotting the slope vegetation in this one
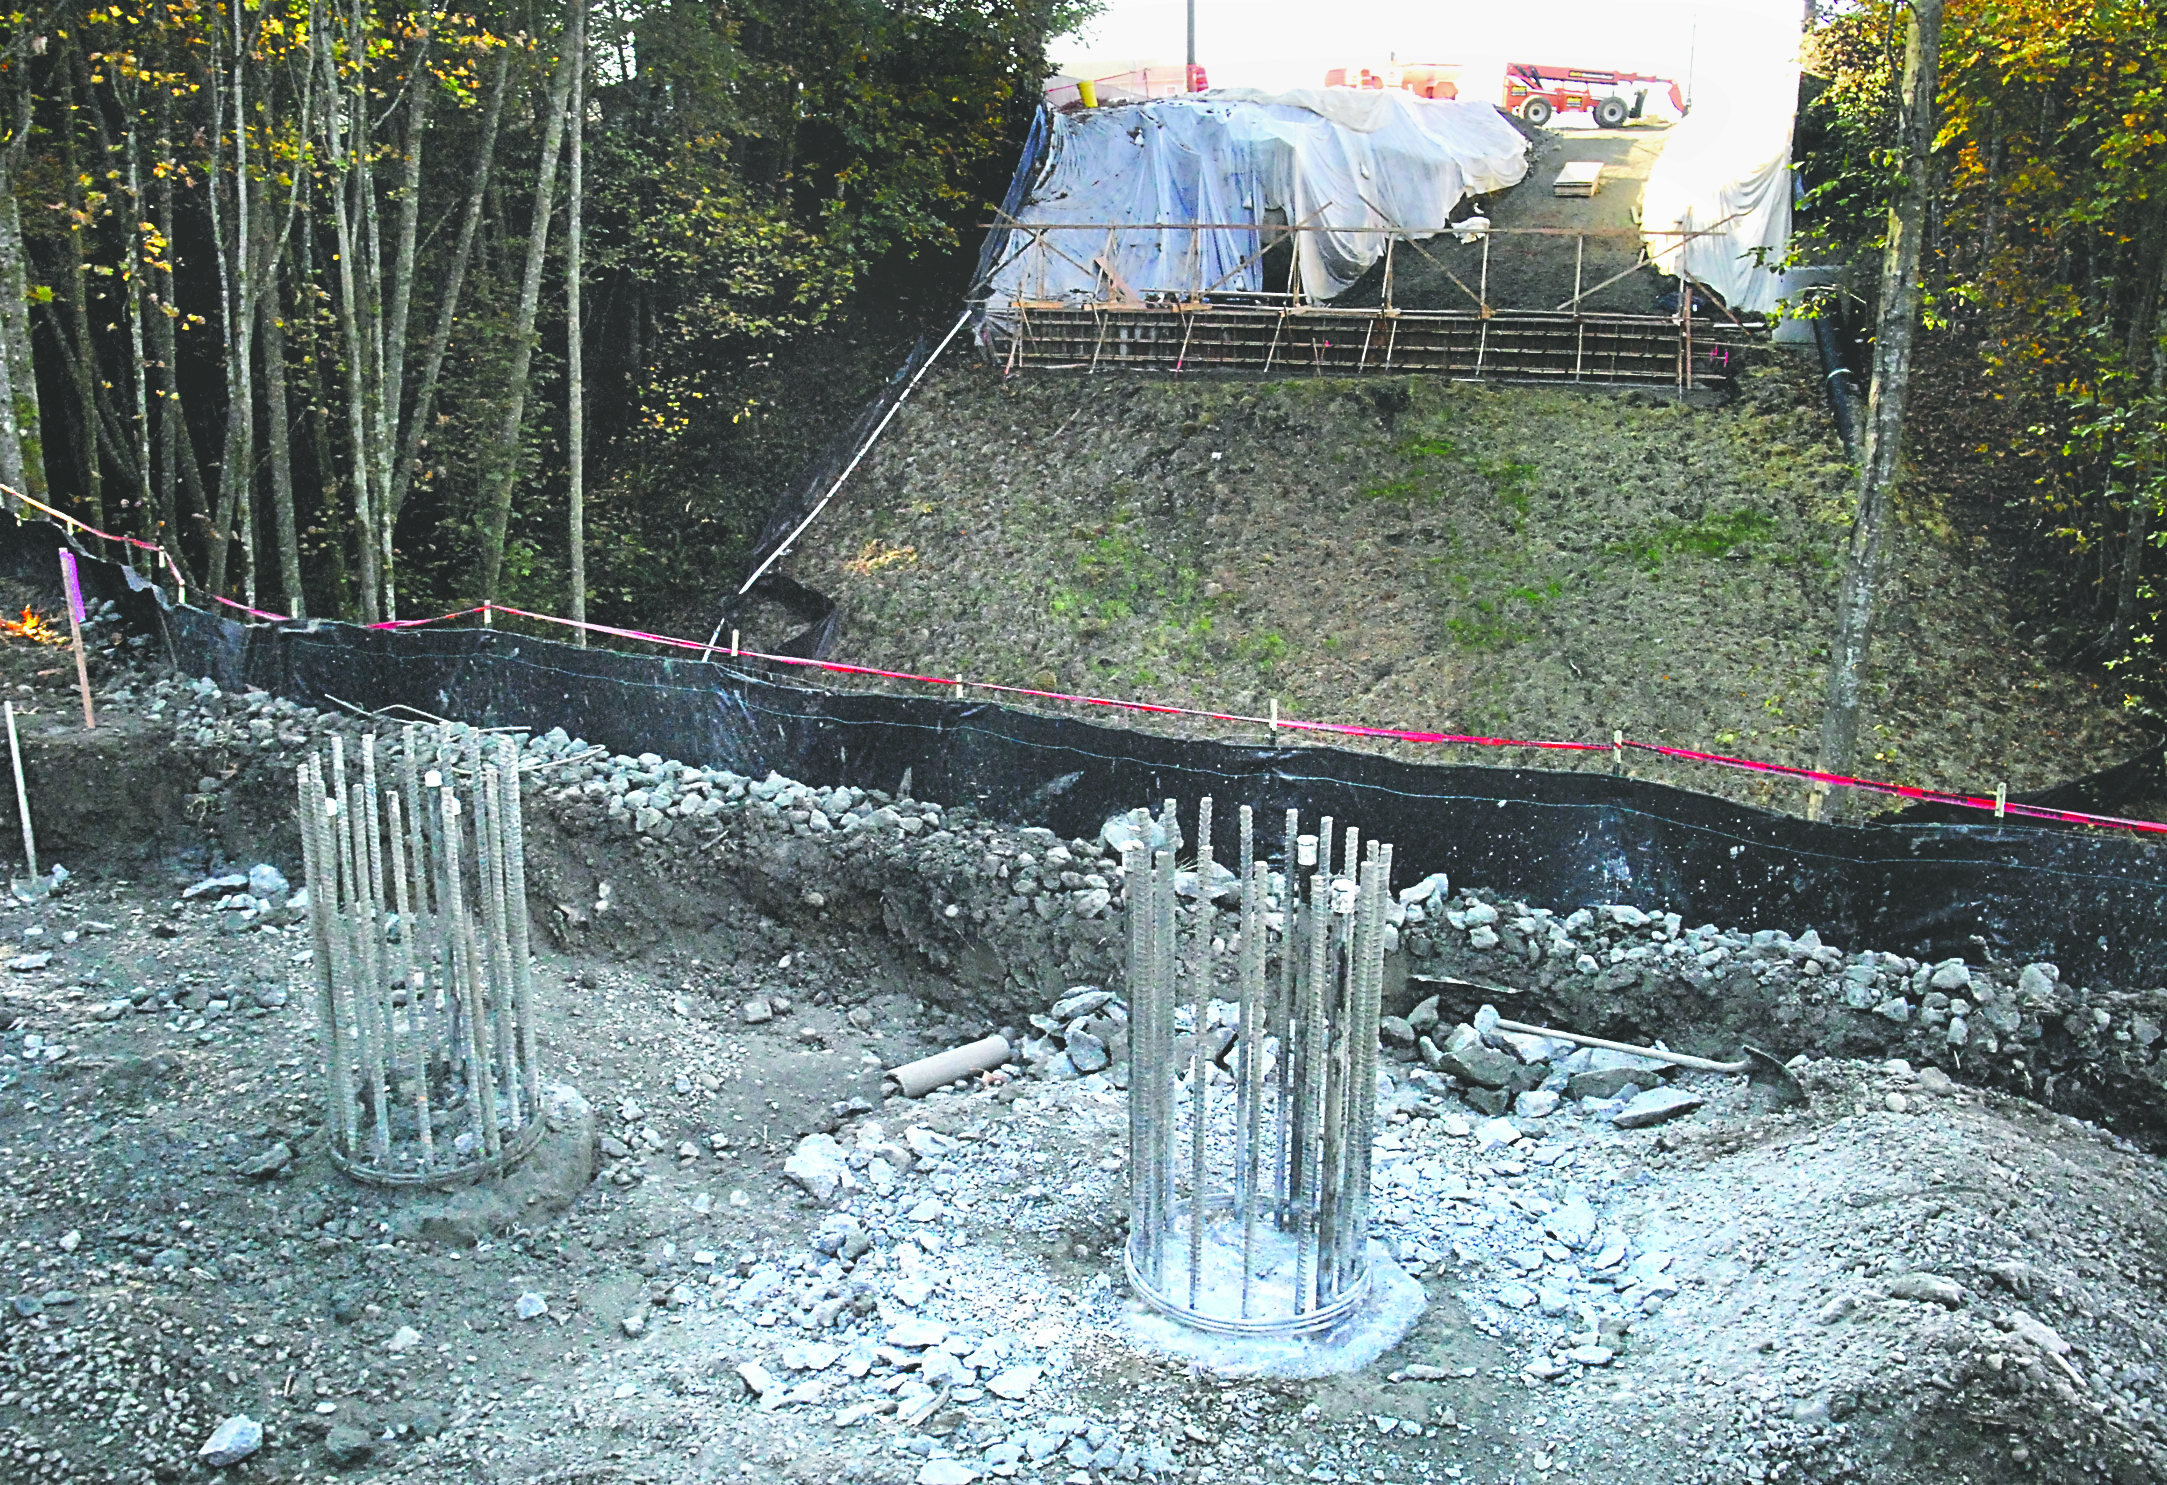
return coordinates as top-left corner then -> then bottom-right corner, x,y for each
773,355 -> 2142,814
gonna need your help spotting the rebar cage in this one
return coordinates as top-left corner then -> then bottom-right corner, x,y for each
297,726 -> 543,1187
1124,798 -> 1394,1336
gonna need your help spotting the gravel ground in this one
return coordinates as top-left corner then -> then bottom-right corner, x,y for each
0,616 -> 2157,1484
777,356 -> 2148,817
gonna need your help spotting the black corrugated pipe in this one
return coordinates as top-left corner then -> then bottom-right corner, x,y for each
1813,306 -> 1862,463
1793,174 -> 1862,462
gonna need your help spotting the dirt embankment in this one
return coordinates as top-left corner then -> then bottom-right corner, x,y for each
773,356 -> 2146,815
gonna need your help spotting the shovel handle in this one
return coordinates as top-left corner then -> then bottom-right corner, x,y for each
1492,1017 -> 1750,1074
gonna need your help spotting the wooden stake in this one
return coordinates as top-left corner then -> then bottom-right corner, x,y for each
5,701 -> 35,878
57,551 -> 93,729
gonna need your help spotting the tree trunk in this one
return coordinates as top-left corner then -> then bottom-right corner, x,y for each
1812,0 -> 1943,820
0,253 -> 19,506
386,50 -> 508,553
368,32 -> 434,618
57,46 -> 104,526
2113,252 -> 2167,651
122,86 -> 156,560
206,6 -> 259,602
477,31 -> 579,607
0,84 -> 42,504
37,309 -> 141,487
147,84 -> 203,578
294,211 -> 349,617
567,0 -> 588,642
0,169 -> 21,506
324,10 -> 382,624
260,261 -> 305,618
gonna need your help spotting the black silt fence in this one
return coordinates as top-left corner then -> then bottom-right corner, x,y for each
8,516 -> 2164,990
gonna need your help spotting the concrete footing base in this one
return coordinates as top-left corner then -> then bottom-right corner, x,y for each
1120,1241 -> 1427,1379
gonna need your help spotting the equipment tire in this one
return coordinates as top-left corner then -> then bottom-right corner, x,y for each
1594,96 -> 1630,128
1519,96 -> 1554,127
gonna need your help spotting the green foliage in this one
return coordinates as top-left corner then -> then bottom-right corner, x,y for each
1363,434 -> 1460,509
1242,631 -> 1289,673
1611,508 -> 1778,568
1483,458 -> 1539,525
0,0 -> 1097,623
1796,0 -> 2167,707
1441,575 -> 1564,650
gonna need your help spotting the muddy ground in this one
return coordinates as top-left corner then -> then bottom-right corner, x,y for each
773,356 -> 2149,819
0,608 -> 2157,1485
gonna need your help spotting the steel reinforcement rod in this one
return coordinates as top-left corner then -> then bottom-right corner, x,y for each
1123,797 -> 1397,1336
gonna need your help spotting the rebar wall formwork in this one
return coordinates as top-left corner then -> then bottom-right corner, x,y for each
1124,797 -> 1394,1336
984,223 -> 1756,388
297,726 -> 543,1187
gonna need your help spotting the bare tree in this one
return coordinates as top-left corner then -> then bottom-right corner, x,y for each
120,67 -> 156,559
322,0 -> 382,618
384,49 -> 511,589
477,26 -> 579,609
205,0 -> 260,601
566,0 -> 588,642
1812,0 -> 1944,819
0,71 -> 41,505
260,256 -> 305,617
54,37 -> 105,526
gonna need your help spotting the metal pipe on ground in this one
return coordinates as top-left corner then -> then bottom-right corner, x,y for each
5,701 -> 35,881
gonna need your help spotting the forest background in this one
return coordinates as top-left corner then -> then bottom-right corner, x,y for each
0,0 -> 1092,632
1,0 -> 2166,716
1799,0 -> 2167,717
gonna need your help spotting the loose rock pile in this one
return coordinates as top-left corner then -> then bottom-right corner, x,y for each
134,668 -> 2167,1164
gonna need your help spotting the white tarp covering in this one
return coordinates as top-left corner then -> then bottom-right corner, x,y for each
984,90 -> 1529,320
1639,68 -> 1799,315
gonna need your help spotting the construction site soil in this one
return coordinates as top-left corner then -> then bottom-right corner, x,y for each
771,354 -> 2149,818
0,601 -> 2158,1485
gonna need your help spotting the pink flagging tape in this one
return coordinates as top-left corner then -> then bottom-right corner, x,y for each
4,483 -> 192,592
1626,741 -> 2167,835
57,550 -> 85,625
2,484 -> 166,553
0,546 -> 2148,836
480,603 -> 2160,835
203,594 -> 491,628
367,606 -> 489,630
210,593 -> 291,622
483,604 -> 1609,754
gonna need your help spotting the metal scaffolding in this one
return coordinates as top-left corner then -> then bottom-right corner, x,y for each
983,219 -> 1756,388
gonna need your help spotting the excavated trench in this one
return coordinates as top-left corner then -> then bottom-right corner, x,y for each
42,665 -> 2160,1162
7,661 -> 2165,1485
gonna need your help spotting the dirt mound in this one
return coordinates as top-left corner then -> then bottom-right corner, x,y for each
773,358 -> 2147,817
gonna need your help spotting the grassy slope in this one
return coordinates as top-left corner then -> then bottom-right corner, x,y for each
775,354 -> 2142,814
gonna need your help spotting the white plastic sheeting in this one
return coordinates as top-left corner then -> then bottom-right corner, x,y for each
983,90 -> 1529,321
1639,69 -> 1799,315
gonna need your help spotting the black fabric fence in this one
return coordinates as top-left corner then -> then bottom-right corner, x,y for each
8,515 -> 2165,989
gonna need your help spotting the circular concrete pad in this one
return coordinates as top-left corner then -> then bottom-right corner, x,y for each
1120,1240 -> 1427,1378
